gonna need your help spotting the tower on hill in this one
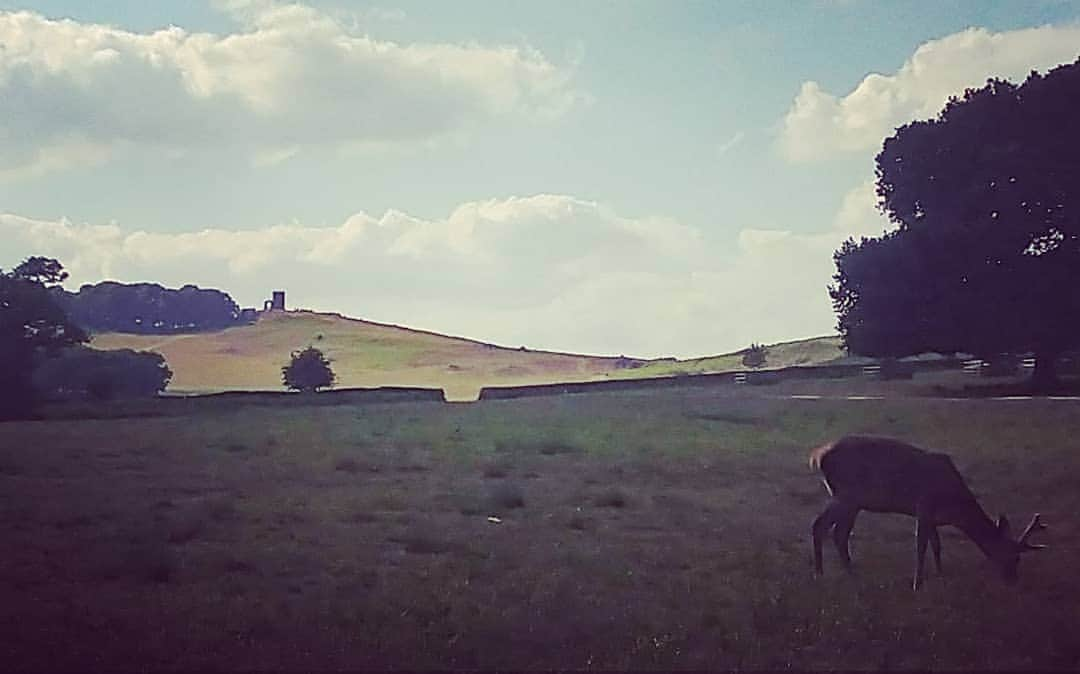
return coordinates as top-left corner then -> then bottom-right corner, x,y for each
263,290 -> 286,312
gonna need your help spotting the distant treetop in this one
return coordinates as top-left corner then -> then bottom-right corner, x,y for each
53,281 -> 244,335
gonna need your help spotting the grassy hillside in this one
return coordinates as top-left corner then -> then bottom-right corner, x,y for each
606,335 -> 846,379
90,310 -> 844,400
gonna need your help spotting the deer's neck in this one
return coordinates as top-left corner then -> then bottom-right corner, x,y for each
954,505 -> 1003,559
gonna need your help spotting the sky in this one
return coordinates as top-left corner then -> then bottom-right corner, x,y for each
2,0 -> 1080,358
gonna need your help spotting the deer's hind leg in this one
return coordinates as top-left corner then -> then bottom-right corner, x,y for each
913,509 -> 934,591
832,506 -> 859,573
812,500 -> 845,575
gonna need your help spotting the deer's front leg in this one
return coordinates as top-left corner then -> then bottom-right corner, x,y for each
832,506 -> 858,574
812,501 -> 841,576
913,511 -> 932,591
928,526 -> 942,574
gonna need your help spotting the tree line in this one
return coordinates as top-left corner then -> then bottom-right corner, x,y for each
53,280 -> 245,335
0,258 -> 172,420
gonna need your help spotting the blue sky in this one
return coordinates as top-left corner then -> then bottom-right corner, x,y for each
3,1 -> 1080,357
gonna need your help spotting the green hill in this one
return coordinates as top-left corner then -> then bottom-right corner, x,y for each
606,335 -> 846,380
90,310 -> 844,400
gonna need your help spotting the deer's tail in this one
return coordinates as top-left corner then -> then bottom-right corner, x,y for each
808,440 -> 836,472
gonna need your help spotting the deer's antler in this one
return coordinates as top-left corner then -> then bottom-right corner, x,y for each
1018,513 -> 1047,550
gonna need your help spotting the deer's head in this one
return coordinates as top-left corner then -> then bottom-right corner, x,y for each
990,513 -> 1047,583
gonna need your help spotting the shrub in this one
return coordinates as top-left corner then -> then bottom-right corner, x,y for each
282,346 -> 336,393
742,343 -> 768,369
33,346 -> 172,401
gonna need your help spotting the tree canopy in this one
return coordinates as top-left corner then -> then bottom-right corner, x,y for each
13,256 -> 69,286
282,346 -> 336,393
33,346 -> 173,402
0,258 -> 87,419
53,282 -> 244,335
830,58 -> 1080,388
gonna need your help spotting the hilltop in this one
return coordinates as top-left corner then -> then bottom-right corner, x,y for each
90,310 -> 844,400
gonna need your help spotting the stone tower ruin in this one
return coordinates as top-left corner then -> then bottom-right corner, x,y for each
263,290 -> 286,312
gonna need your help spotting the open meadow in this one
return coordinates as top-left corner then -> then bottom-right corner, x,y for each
1,387 -> 1078,670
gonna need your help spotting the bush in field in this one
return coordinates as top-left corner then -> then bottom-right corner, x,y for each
742,343 -> 768,369
33,346 -> 173,401
282,346 -> 336,393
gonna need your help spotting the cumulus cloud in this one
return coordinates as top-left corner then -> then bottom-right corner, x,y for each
2,195 -> 713,355
0,3 -> 578,178
779,24 -> 1080,162
702,179 -> 895,344
1,191 -> 879,358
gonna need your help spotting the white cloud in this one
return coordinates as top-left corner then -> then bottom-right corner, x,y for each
832,179 -> 893,240
779,24 -> 1080,162
693,179 -> 896,350
1,196 -> 708,355
0,3 -> 578,178
1,192 -> 873,358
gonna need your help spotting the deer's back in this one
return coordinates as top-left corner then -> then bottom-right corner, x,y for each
813,436 -> 973,514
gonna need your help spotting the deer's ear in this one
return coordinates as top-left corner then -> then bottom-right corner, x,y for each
997,514 -> 1011,534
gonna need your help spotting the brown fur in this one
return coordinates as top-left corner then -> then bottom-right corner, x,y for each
809,435 -> 1046,589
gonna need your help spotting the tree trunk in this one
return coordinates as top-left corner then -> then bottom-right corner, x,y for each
1030,351 -> 1060,393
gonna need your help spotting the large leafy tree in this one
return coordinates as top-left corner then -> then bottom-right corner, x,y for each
831,58 -> 1080,389
0,258 -> 87,419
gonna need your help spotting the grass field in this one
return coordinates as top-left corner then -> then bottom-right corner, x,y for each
2,387 -> 1077,670
90,310 -> 845,400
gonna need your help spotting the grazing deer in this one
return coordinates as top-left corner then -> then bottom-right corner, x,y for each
810,436 -> 1046,590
